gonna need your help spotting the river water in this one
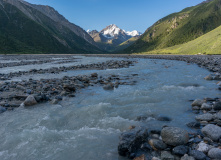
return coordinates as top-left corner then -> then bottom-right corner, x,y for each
0,56 -> 220,160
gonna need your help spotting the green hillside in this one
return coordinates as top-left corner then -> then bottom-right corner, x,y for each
123,0 -> 221,54
0,1 -> 102,54
142,24 -> 221,55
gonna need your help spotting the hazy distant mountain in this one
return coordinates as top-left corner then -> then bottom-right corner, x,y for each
123,0 -> 221,54
87,24 -> 142,52
0,0 -> 102,54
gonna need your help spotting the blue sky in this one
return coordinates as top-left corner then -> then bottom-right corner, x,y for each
26,0 -> 204,33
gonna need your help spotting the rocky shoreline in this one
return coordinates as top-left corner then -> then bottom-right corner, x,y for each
0,59 -> 135,110
101,55 -> 221,160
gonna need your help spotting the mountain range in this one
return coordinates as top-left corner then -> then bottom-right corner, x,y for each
1,0 -> 221,54
0,0 -> 102,54
87,24 -> 142,52
123,0 -> 221,54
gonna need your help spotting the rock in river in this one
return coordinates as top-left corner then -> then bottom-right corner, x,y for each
23,95 -> 38,107
192,99 -> 205,107
103,83 -> 114,90
0,106 -> 6,113
118,127 -> 148,157
201,124 -> 221,141
161,127 -> 189,146
195,113 -> 213,122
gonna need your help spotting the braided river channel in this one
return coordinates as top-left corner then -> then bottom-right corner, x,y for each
0,55 -> 220,160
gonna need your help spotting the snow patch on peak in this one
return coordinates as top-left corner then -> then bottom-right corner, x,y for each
87,29 -> 91,33
126,30 -> 142,37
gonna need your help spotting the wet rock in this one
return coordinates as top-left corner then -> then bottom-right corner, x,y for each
91,73 -> 98,78
172,145 -> 189,156
208,148 -> 221,159
23,95 -> 37,106
161,151 -> 174,160
201,124 -> 221,141
152,157 -> 161,160
204,75 -> 213,80
161,127 -> 189,146
103,83 -> 114,90
136,115 -> 148,121
192,99 -> 205,107
157,115 -> 172,122
149,139 -> 167,150
51,99 -> 59,104
63,85 -> 76,92
195,113 -> 213,122
0,106 -> 6,113
133,154 -> 148,160
118,127 -> 149,157
196,142 -> 210,153
187,122 -> 201,129
140,142 -> 152,151
181,154 -> 195,160
189,150 -> 206,160
201,103 -> 212,110
213,102 -> 221,110
214,112 -> 221,120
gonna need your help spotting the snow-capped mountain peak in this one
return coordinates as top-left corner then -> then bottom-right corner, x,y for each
101,24 -> 122,38
98,24 -> 142,39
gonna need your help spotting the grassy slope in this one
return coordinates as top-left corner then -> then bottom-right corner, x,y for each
143,25 -> 221,55
116,37 -> 139,51
0,2 -> 102,54
123,0 -> 221,54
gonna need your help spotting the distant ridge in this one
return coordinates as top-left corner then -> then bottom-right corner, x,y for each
0,0 -> 102,54
123,0 -> 221,54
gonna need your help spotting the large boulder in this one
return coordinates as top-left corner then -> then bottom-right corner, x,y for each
161,127 -> 189,146
208,148 -> 221,159
23,95 -> 37,106
118,127 -> 149,157
201,124 -> 221,141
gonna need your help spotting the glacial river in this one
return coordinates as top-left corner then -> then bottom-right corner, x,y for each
0,56 -> 220,160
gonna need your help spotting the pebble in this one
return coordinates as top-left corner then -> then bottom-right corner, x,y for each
189,150 -> 206,160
